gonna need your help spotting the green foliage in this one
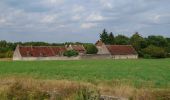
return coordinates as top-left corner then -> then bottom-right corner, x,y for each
147,36 -> 168,47
63,50 -> 78,57
130,32 -> 147,51
142,45 -> 167,58
84,44 -> 98,54
115,35 -> 130,45
108,32 -> 115,45
100,29 -> 110,44
100,29 -> 115,45
166,43 -> 170,53
5,51 -> 13,58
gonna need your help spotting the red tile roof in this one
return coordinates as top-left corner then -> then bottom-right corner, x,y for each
19,46 -> 67,57
71,45 -> 86,53
106,45 -> 137,55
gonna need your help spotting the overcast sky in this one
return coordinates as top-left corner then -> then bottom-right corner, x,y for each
0,0 -> 170,43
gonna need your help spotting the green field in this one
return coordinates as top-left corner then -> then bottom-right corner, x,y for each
0,59 -> 170,88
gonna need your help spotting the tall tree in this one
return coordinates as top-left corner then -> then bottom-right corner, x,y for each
100,29 -> 109,44
108,32 -> 115,45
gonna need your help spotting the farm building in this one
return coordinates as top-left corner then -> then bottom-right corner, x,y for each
13,45 -> 80,60
13,41 -> 138,60
13,45 -> 87,61
95,40 -> 138,59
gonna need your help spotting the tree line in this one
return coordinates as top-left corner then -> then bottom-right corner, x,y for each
0,29 -> 170,58
100,29 -> 170,58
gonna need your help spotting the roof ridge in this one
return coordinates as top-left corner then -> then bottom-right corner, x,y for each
106,45 -> 133,46
19,45 -> 64,47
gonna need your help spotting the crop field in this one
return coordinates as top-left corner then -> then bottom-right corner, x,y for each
0,59 -> 170,88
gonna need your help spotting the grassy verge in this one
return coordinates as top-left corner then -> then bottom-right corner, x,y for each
0,77 -> 169,100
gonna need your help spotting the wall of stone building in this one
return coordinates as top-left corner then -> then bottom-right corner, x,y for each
16,56 -> 81,61
96,45 -> 110,55
112,55 -> 138,59
81,54 -> 112,59
13,45 -> 22,60
13,54 -> 138,61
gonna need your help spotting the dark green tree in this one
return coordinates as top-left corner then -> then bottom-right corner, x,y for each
142,45 -> 167,58
0,40 -> 7,48
130,32 -> 147,51
100,29 -> 109,44
147,35 -> 168,47
115,35 -> 130,45
108,32 -> 115,45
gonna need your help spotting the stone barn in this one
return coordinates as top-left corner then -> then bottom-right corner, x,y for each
95,40 -> 138,59
13,45 -> 74,60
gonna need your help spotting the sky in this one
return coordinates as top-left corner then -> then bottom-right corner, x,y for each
0,0 -> 170,43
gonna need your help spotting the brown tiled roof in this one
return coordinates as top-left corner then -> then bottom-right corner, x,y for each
106,45 -> 137,55
19,46 -> 66,57
71,45 -> 86,53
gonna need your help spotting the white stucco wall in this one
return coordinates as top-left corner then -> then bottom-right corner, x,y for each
112,55 -> 138,59
96,45 -> 110,55
13,45 -> 22,60
14,56 -> 81,61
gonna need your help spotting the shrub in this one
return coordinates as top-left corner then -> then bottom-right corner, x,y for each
84,44 -> 98,54
64,50 -> 78,57
74,87 -> 100,100
0,53 -> 6,58
6,51 -> 13,58
142,45 -> 167,58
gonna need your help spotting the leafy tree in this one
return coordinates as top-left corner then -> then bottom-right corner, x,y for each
63,50 -> 78,57
166,44 -> 170,53
0,40 -> 7,48
147,35 -> 168,47
100,29 -> 109,44
142,45 -> 167,58
115,35 -> 130,45
130,32 -> 147,51
84,44 -> 98,54
108,32 -> 115,45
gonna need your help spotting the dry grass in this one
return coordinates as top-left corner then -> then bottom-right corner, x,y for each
0,58 -> 12,61
0,77 -> 169,100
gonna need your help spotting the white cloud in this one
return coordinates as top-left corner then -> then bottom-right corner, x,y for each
72,5 -> 85,13
0,18 -> 6,24
41,15 -> 57,23
153,14 -> 170,24
72,15 -> 81,21
81,23 -> 97,29
100,0 -> 113,9
43,0 -> 64,4
86,13 -> 104,22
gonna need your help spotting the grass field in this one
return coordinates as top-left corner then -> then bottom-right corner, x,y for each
0,59 -> 170,88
